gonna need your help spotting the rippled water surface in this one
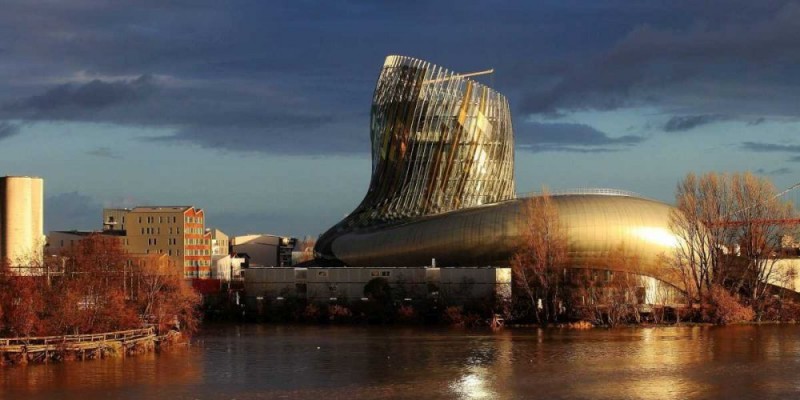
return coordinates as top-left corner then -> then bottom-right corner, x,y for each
4,324 -> 800,399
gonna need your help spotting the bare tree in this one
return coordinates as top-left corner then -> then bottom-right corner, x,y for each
729,173 -> 794,317
670,172 -> 738,304
511,188 -> 569,323
670,172 -> 795,318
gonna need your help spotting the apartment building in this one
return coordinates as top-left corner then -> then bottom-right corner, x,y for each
103,206 -> 212,279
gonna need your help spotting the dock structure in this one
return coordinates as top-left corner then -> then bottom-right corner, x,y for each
0,327 -> 162,365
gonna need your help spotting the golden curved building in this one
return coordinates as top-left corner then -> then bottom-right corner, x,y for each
315,56 -> 683,295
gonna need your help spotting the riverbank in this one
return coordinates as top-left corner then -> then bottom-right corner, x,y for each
0,328 -> 184,366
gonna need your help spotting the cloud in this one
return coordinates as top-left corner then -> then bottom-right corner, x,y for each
0,121 -> 20,140
741,142 -> 800,153
86,146 -> 122,159
5,75 -> 156,115
518,3 -> 800,116
517,122 -> 645,153
755,167 -> 792,176
789,155 -> 800,162
44,191 -> 102,232
663,115 -> 724,132
0,75 -> 352,155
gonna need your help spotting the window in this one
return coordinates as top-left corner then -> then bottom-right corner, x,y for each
138,217 -> 142,223
317,271 -> 328,277
141,228 -> 144,235
381,271 -> 391,277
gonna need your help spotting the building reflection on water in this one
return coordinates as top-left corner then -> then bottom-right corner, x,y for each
5,324 -> 800,399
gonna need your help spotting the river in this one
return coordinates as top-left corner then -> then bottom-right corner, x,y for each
3,324 -> 800,399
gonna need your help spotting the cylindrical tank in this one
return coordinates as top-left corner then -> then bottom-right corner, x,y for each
0,176 -> 44,268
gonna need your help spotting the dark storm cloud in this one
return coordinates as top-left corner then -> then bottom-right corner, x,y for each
517,122 -> 645,153
518,2 -> 800,116
663,115 -> 724,132
0,121 -> 20,140
789,156 -> 800,162
2,1 -> 800,154
4,75 -> 156,118
741,142 -> 800,153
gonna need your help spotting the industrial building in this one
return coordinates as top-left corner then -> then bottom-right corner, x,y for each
243,266 -> 511,305
0,176 -> 44,270
231,234 -> 297,268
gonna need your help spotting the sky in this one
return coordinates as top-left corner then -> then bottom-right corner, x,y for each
1,1 -> 800,238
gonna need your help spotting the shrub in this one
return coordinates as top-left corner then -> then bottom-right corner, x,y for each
443,306 -> 465,327
396,304 -> 416,323
710,285 -> 755,324
328,304 -> 352,322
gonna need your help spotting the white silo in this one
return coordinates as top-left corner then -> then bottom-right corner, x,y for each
0,176 -> 44,271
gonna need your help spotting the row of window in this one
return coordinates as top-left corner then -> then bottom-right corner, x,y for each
146,237 -> 181,246
186,238 -> 210,245
144,249 -> 181,256
186,216 -> 204,224
139,216 -> 179,224
186,249 -> 210,256
185,259 -> 210,267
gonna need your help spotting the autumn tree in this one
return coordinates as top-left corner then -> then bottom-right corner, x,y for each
670,172 -> 795,317
511,188 -> 569,323
728,173 -> 794,317
50,234 -> 139,334
131,255 -> 202,335
0,259 -> 47,337
670,172 -> 737,304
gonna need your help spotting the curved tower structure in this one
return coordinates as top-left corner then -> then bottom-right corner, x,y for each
318,55 -> 515,255
315,56 -> 683,292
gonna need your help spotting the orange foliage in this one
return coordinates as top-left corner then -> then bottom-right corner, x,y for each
0,234 -> 202,338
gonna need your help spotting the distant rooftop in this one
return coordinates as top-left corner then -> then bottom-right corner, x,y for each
51,230 -> 125,236
130,206 -> 194,213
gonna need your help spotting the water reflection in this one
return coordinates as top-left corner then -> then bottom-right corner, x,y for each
4,324 -> 800,399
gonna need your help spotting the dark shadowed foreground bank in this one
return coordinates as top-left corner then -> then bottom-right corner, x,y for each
4,324 -> 800,399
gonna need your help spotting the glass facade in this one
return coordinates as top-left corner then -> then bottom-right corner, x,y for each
315,56 -> 683,291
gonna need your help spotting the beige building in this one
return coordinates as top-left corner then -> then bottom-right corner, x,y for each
0,176 -> 44,270
209,228 -> 229,256
103,206 -> 212,279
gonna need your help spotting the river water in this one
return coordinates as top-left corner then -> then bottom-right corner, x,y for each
3,324 -> 800,399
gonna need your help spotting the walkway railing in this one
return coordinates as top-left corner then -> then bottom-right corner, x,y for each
0,327 -> 155,348
521,188 -> 646,199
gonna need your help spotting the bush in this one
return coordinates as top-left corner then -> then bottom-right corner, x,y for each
443,306 -> 465,327
328,304 -> 352,322
710,285 -> 755,324
396,305 -> 417,323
